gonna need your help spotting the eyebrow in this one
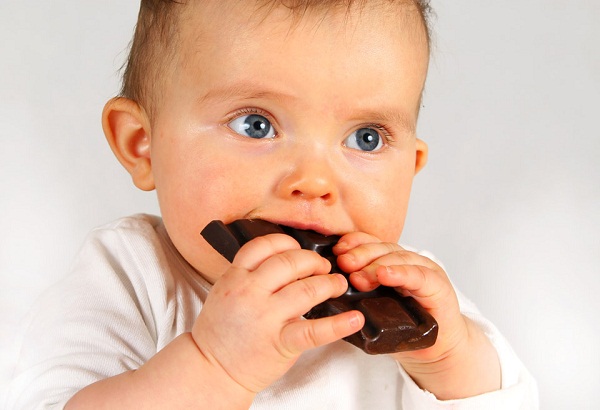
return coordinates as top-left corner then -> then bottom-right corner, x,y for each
197,82 -> 297,105
350,108 -> 417,135
198,82 -> 417,134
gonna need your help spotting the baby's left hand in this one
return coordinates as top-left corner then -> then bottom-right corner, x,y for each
334,232 -> 501,400
334,232 -> 464,362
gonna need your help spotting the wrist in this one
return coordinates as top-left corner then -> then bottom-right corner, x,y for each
65,333 -> 256,410
184,332 -> 257,408
400,316 -> 501,400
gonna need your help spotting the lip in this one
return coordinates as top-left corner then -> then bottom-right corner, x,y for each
253,217 -> 340,237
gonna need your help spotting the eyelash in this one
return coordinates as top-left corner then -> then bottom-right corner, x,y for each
226,107 -> 280,134
363,123 -> 394,144
225,108 -> 395,145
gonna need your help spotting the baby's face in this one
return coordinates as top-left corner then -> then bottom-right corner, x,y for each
148,1 -> 429,283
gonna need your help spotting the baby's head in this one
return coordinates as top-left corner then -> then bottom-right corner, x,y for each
103,0 -> 432,282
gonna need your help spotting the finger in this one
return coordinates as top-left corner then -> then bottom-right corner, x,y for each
375,264 -> 450,309
252,249 -> 332,293
332,231 -> 381,255
279,311 -> 364,356
274,273 -> 348,317
336,241 -> 404,273
233,233 -> 300,271
349,250 -> 440,290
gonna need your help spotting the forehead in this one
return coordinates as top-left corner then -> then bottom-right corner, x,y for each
179,0 -> 428,57
169,0 -> 429,121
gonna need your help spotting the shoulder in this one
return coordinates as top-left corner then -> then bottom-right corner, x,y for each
17,214 -> 184,356
39,214 -> 171,308
76,214 -> 167,265
87,213 -> 163,243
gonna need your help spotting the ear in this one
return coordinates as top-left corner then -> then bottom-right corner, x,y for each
415,138 -> 428,174
102,97 -> 155,191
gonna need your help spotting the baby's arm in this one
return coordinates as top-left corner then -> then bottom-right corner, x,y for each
334,232 -> 501,400
67,234 -> 362,409
66,332 -> 254,409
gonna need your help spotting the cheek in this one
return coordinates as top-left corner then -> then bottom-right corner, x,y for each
158,161 -> 245,239
153,131 -> 249,219
153,145 -> 280,281
151,150 -> 245,281
350,160 -> 415,243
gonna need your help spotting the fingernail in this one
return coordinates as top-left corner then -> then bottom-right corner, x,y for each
333,241 -> 349,252
339,253 -> 355,264
385,266 -> 396,276
353,270 -> 366,281
335,273 -> 348,287
349,313 -> 362,328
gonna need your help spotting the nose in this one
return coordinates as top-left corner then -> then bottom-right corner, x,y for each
275,156 -> 339,204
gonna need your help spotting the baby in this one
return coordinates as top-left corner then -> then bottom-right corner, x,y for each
6,0 -> 538,408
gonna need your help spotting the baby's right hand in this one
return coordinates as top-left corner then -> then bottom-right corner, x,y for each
191,233 -> 364,394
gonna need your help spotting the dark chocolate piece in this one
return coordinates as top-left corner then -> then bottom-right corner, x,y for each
201,219 -> 438,354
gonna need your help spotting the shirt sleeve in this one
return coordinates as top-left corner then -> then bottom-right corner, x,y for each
396,250 -> 539,409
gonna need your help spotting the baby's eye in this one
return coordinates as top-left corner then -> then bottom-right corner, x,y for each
228,114 -> 276,139
343,127 -> 384,152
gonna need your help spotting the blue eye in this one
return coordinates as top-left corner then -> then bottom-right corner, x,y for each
344,127 -> 383,152
228,114 -> 276,139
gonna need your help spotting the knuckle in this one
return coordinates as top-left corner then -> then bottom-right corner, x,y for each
416,265 -> 430,287
302,324 -> 320,348
416,264 -> 428,279
274,334 -> 296,359
297,279 -> 320,301
415,265 -> 437,297
384,242 -> 400,253
393,250 -> 412,264
277,251 -> 298,272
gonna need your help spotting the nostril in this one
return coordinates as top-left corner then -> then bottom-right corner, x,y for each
291,190 -> 332,201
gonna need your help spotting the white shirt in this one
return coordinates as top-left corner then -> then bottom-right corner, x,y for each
4,214 -> 538,409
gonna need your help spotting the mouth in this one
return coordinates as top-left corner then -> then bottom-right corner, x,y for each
260,217 -> 346,237
201,218 -> 342,266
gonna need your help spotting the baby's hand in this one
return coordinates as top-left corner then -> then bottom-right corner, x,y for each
334,232 -> 463,362
192,233 -> 364,394
334,232 -> 501,399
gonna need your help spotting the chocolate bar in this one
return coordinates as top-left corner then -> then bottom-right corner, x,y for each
201,219 -> 438,354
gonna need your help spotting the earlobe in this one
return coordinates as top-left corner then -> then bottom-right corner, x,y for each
415,139 -> 428,174
102,97 -> 155,191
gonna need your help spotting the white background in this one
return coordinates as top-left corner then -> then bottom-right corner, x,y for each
1,1 -> 598,408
